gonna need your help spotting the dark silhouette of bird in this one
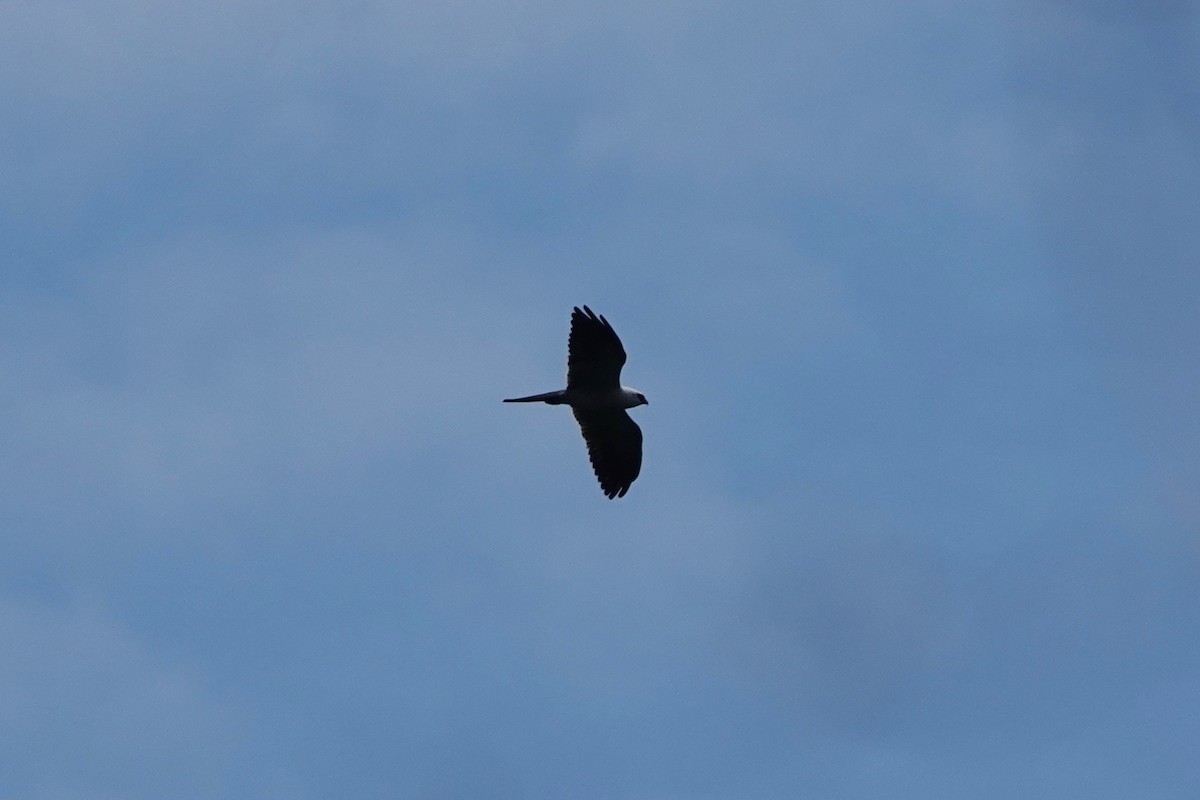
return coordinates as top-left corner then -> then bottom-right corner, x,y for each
505,306 -> 648,498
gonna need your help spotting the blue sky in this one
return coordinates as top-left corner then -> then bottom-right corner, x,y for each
2,2 -> 1198,798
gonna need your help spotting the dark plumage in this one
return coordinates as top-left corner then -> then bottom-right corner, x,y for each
505,306 -> 648,498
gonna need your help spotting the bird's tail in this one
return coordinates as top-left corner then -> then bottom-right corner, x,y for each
503,390 -> 567,404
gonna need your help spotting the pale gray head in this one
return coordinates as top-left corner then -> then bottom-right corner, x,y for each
622,387 -> 649,408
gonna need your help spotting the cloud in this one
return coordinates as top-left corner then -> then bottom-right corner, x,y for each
0,222 -> 558,544
1,2 -> 1198,797
0,597 -> 250,799
1008,0 -> 1200,521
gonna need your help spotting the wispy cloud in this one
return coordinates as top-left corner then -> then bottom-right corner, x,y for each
1,1 -> 1197,797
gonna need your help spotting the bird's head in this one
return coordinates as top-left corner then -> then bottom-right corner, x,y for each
623,388 -> 649,408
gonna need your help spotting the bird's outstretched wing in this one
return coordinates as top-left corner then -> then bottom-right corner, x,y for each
572,408 -> 643,498
567,305 -> 626,392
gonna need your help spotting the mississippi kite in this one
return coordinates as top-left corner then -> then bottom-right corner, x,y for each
505,306 -> 648,498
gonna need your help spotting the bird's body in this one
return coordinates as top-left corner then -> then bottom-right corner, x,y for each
505,386 -> 645,411
505,306 -> 648,499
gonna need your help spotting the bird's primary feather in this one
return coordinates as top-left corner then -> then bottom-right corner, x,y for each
505,306 -> 647,499
567,306 -> 627,393
573,408 -> 643,498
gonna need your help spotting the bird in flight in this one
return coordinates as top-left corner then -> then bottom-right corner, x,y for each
505,306 -> 648,498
